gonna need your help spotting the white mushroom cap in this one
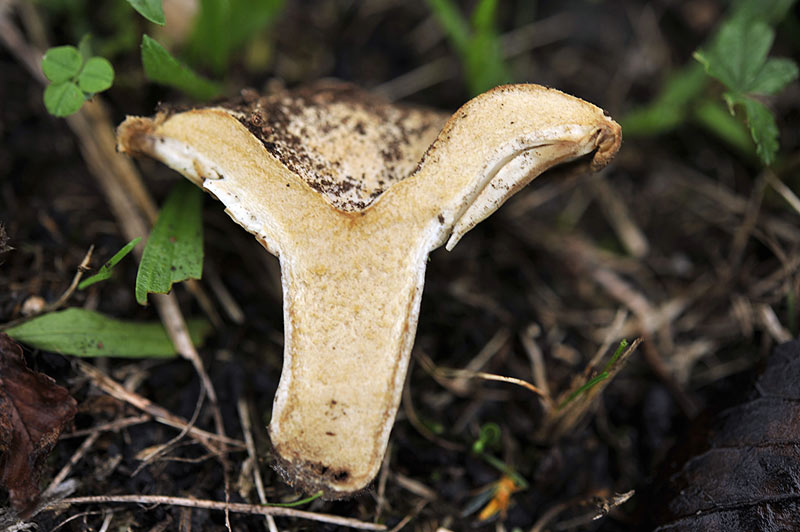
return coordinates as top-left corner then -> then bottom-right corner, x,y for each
117,81 -> 621,497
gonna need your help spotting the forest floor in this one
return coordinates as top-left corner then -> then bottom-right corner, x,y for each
1,1 -> 799,530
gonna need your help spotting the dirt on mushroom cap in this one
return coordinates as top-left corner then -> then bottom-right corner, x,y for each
223,81 -> 450,212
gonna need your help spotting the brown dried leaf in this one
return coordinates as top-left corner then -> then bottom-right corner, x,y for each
654,340 -> 800,531
0,333 -> 77,517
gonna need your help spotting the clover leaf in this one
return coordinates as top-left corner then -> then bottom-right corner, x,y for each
694,16 -> 798,165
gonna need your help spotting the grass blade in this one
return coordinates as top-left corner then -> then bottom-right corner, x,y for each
79,237 -> 142,290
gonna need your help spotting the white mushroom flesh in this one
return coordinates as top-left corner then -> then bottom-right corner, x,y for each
117,81 -> 622,497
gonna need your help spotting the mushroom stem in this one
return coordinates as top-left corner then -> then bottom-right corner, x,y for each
273,223 -> 430,496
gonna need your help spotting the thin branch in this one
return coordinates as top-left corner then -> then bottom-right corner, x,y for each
520,323 -> 551,403
450,327 -> 511,393
237,398 -> 278,532
415,350 -> 552,404
51,495 -> 388,530
77,361 -> 244,450
205,260 -> 245,324
47,432 -> 100,494
387,498 -> 428,532
0,246 -> 94,329
46,246 -> 94,311
765,170 -> 800,217
374,442 -> 392,523
61,415 -> 152,439
529,489 -> 634,532
758,304 -> 792,343
132,386 -> 206,477
591,175 -> 649,258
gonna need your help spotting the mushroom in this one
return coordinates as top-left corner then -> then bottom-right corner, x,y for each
117,81 -> 621,498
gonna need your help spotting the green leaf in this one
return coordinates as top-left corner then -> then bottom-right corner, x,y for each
693,12 -> 797,166
4,308 -> 210,358
126,0 -> 165,25
43,81 -> 85,117
186,0 -> 284,74
558,371 -> 610,410
747,57 -> 799,94
602,339 -> 628,372
141,34 -> 221,100
77,56 -> 115,93
696,16 -> 797,96
732,94 -> 780,166
135,181 -> 204,305
472,422 -> 501,453
41,45 -> 83,83
695,18 -> 774,93
79,237 -> 142,290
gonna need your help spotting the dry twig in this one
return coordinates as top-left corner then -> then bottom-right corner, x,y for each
520,323 -> 552,404
49,495 -> 387,530
60,415 -> 152,439
77,361 -> 244,450
47,433 -> 100,494
236,398 -> 278,532
0,246 -> 93,329
529,489 -> 634,532
415,350 -> 551,404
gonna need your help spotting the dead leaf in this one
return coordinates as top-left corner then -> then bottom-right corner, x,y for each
0,333 -> 77,517
653,339 -> 800,531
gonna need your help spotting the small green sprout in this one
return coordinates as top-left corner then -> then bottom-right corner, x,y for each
472,422 -> 501,454
471,423 -> 528,490
79,237 -> 142,290
41,44 -> 114,117
558,339 -> 629,411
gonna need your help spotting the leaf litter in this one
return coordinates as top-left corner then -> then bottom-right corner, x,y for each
652,339 -> 800,531
0,0 -> 799,530
0,334 -> 76,518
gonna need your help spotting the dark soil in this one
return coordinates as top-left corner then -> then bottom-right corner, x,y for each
1,1 -> 799,531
